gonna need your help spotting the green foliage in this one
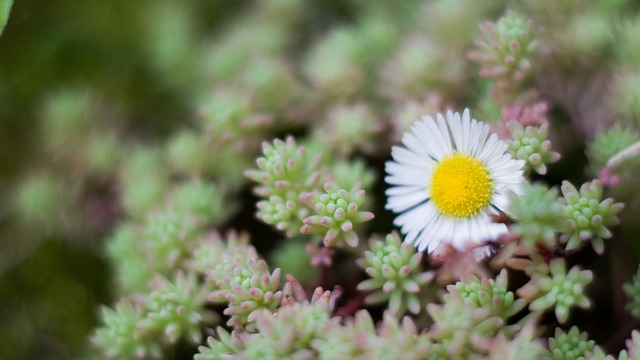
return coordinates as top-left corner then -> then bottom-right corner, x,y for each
380,34 -> 467,102
559,180 -> 624,254
107,177 -> 234,294
509,182 -> 564,250
105,223 -> 153,293
196,293 -> 337,359
92,299 -> 161,359
591,330 -> 640,359
166,130 -> 210,175
142,1 -> 199,91
194,327 -> 241,360
300,179 -> 374,247
197,303 -> 433,360
547,326 -> 596,360
93,272 -> 217,359
0,0 -> 11,36
508,122 -> 560,175
143,210 -> 201,270
202,232 -> 283,329
555,13 -> 614,68
170,179 -> 232,226
427,270 -> 525,357
490,322 -> 550,360
197,86 -> 270,148
312,103 -> 382,157
14,174 -> 79,235
269,240 -> 317,285
311,310 -> 375,359
357,232 -> 434,315
469,10 -> 539,96
615,16 -> 640,67
142,272 -> 215,345
303,28 -> 367,100
329,159 -> 377,195
623,266 -> 640,318
239,57 -> 303,114
40,88 -> 96,156
120,147 -> 170,219
245,136 -> 322,237
84,132 -> 121,177
586,125 -> 640,174
623,330 -> 640,359
240,302 -> 332,358
209,260 -> 283,329
519,259 -> 592,323
454,270 -> 527,320
611,70 -> 640,127
366,312 -> 432,359
189,231 -> 254,282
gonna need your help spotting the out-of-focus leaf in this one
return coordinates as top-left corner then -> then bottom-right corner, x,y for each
0,0 -> 12,36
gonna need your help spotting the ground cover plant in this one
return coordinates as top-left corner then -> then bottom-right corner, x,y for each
2,0 -> 640,359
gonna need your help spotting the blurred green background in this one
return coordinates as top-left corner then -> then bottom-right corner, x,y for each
0,1 -> 254,358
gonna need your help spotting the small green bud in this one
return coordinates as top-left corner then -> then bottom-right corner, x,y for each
246,136 -> 322,237
520,259 -> 592,323
509,182 -> 564,250
92,299 -> 161,359
548,326 -> 596,360
559,180 -> 623,254
508,122 -> 560,175
469,11 -> 539,96
142,271 -> 216,345
300,179 -> 374,248
357,232 -> 433,315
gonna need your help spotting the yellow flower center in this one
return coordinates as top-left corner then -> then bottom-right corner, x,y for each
430,153 -> 493,218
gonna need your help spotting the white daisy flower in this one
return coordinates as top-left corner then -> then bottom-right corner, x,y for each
385,109 -> 524,259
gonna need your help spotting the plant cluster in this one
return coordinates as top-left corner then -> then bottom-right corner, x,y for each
4,0 -> 640,359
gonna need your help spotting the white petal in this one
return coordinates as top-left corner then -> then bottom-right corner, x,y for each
490,192 -> 511,212
409,210 -> 441,251
385,165 -> 427,187
466,216 -> 482,247
469,119 -> 489,157
402,132 -> 431,159
418,214 -> 445,252
477,134 -> 506,162
450,109 -> 471,154
435,113 -> 453,154
386,160 -> 428,179
474,212 -> 508,242
416,231 -> 430,252
386,184 -> 425,196
451,217 -> 472,249
460,111 -> 471,154
447,111 -> 464,152
393,202 -> 434,233
391,146 -> 435,168
406,213 -> 434,248
435,216 -> 456,248
386,190 -> 428,212
414,115 -> 450,159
